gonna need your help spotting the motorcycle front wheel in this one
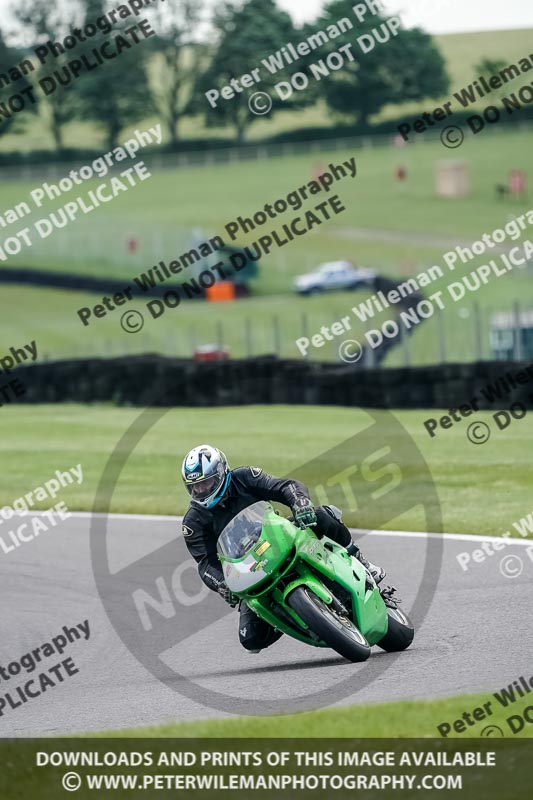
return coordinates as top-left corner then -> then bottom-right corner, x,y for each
287,585 -> 371,663
377,607 -> 414,652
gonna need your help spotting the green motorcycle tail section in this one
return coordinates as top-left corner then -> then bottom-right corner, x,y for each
218,504 -> 389,649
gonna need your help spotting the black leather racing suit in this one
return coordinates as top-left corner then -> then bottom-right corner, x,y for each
182,466 -> 352,651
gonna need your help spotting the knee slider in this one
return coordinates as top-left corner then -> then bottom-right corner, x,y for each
324,504 -> 343,521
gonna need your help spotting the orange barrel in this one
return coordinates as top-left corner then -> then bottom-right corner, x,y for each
206,281 -> 235,302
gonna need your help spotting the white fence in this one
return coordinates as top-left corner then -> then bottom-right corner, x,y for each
1,120 -> 532,183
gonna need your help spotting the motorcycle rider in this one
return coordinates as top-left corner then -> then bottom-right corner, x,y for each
181,444 -> 397,653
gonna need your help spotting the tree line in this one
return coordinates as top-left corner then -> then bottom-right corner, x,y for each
0,0 -> 450,150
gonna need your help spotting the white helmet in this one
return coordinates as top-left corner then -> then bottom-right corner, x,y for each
181,445 -> 230,508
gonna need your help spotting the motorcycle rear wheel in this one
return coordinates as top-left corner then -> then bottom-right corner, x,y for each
287,585 -> 371,662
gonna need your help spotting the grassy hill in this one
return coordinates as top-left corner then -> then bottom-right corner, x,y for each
435,28 -> 533,87
377,27 -> 533,123
0,28 -> 531,152
1,129 -> 532,365
1,29 -> 532,370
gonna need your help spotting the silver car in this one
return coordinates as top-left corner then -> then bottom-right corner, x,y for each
294,261 -> 376,296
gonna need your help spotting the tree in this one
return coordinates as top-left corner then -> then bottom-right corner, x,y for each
13,0 -> 77,150
75,0 -> 153,149
475,57 -> 507,76
474,57 -> 508,101
305,0 -> 449,127
0,31 -> 38,141
197,0 -> 311,142
148,1 -> 207,146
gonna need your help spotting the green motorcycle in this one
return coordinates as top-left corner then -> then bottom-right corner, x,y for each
217,501 -> 414,663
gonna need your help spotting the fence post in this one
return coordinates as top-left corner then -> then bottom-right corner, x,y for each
436,309 -> 447,363
301,312 -> 309,343
365,342 -> 375,368
513,302 -> 522,360
272,316 -> 281,356
473,302 -> 483,361
401,329 -> 411,367
216,320 -> 224,351
363,320 -> 377,367
245,318 -> 253,358
168,332 -> 177,357
189,326 -> 197,356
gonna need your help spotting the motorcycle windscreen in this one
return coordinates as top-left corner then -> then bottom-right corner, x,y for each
217,501 -> 271,591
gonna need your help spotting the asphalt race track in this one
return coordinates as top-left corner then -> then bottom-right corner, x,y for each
1,513 -> 531,736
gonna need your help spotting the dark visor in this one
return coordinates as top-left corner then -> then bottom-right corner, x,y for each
188,475 -> 219,500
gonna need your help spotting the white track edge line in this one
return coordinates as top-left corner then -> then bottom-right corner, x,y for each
11,511 -> 533,545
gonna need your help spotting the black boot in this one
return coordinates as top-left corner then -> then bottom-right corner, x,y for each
321,506 -> 395,598
379,585 -> 401,608
346,543 -> 386,585
346,543 -> 400,605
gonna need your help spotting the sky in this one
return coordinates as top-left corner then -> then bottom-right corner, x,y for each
279,0 -> 533,34
1,0 -> 532,40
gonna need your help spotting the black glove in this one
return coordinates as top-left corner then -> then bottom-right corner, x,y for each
292,497 -> 317,529
218,583 -> 239,607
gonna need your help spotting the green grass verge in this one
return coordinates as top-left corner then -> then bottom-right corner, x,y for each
1,404 -> 531,536
93,690 -> 533,738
